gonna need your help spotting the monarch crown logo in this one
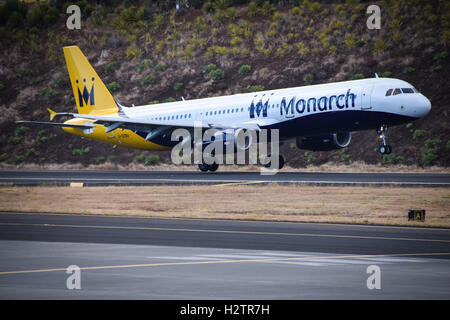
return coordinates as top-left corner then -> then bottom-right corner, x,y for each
77,77 -> 95,107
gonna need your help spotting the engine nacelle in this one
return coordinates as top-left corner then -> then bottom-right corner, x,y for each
296,132 -> 351,151
202,128 -> 253,151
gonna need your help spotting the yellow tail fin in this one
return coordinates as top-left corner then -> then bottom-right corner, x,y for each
63,46 -> 118,115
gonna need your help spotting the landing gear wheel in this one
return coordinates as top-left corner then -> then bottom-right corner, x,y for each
198,163 -> 209,172
379,144 -> 392,155
278,155 -> 285,170
208,163 -> 219,172
263,155 -> 285,170
377,125 -> 392,155
385,145 -> 392,155
198,162 -> 219,172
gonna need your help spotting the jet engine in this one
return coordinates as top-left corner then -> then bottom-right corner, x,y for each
295,132 -> 351,151
202,128 -> 253,151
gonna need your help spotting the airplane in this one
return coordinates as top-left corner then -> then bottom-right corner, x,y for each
17,45 -> 431,172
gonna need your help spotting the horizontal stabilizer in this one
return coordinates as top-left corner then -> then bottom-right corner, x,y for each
16,120 -> 93,129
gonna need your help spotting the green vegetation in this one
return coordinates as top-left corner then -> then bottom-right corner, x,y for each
105,61 -> 119,74
304,152 -> 317,164
243,85 -> 264,93
373,40 -> 389,54
106,82 -> 120,92
11,155 -> 25,165
0,153 -> 8,162
238,64 -> 252,74
421,139 -> 441,166
209,69 -> 225,81
72,147 -> 90,156
40,87 -> 57,100
382,153 -> 404,165
430,65 -> 442,72
95,156 -> 106,164
402,66 -> 415,74
303,73 -> 314,83
141,74 -> 156,86
202,64 -> 217,74
202,63 -> 224,81
173,82 -> 184,91
349,73 -> 364,80
413,129 -> 427,140
154,63 -> 167,72
137,60 -> 152,73
53,77 -> 68,89
29,76 -> 43,86
134,153 -> 160,165
126,46 -> 143,60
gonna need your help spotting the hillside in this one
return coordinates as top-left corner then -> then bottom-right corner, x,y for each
0,0 -> 449,169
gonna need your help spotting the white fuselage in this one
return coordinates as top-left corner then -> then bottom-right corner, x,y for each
121,77 -> 430,139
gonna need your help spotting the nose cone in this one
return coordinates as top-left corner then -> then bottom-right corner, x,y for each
418,94 -> 431,118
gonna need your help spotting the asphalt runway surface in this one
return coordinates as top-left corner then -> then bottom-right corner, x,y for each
0,212 -> 449,299
0,169 -> 450,187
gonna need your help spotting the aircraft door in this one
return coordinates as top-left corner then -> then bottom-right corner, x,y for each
361,83 -> 374,110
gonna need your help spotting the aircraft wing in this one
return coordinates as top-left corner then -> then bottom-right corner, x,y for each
45,110 -> 274,132
17,109 -> 278,142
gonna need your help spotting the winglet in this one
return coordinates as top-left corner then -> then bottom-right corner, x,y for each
48,108 -> 57,121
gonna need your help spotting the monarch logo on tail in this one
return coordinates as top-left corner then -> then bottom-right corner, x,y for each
77,78 -> 95,107
64,45 -> 118,115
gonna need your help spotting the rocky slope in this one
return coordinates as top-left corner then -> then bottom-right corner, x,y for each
0,0 -> 449,168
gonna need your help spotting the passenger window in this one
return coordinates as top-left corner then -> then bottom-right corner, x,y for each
393,88 -> 401,95
385,89 -> 393,96
401,88 -> 414,94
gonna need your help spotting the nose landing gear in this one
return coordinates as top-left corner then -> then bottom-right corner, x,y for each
377,125 -> 392,155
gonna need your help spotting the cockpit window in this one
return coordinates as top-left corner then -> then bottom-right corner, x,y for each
385,89 -> 393,96
401,88 -> 414,93
393,88 -> 402,95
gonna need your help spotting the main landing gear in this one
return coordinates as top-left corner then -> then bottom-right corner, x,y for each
198,162 -> 219,172
377,125 -> 392,155
263,154 -> 285,170
198,154 -> 286,172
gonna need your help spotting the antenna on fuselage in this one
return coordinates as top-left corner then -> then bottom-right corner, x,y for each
375,73 -> 379,78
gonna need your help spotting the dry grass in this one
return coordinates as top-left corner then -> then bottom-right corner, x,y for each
1,161 -> 449,173
0,185 -> 449,227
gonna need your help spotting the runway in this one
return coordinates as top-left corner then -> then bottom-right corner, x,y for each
1,169 -> 449,187
0,212 -> 449,299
